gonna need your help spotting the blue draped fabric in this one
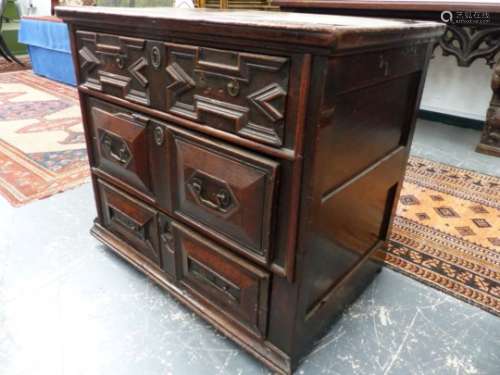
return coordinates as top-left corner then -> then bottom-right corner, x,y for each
18,18 -> 76,86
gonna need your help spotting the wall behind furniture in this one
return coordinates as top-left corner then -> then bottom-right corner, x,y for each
420,47 -> 493,121
27,0 -> 51,15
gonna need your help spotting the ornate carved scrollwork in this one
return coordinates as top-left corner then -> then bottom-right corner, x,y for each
437,26 -> 500,67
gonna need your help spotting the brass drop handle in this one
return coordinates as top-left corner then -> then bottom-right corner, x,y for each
101,134 -> 130,165
190,178 -> 232,212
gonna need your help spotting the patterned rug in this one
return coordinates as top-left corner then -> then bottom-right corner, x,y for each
0,70 -> 89,206
377,157 -> 499,316
1,69 -> 498,315
0,56 -> 32,73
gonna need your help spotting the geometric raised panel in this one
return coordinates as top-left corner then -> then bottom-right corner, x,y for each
128,57 -> 149,88
248,83 -> 286,122
164,43 -> 289,146
76,31 -> 151,106
90,104 -> 153,197
78,46 -> 99,72
172,131 -> 279,262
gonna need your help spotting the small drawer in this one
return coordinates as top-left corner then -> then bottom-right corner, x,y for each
97,179 -> 161,267
86,98 -> 172,209
163,43 -> 290,146
168,125 -> 279,264
172,221 -> 270,337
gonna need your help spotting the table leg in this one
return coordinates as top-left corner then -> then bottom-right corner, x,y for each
476,57 -> 500,157
0,36 -> 25,66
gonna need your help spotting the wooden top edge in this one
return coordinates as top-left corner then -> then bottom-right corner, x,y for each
21,15 -> 63,22
55,6 -> 441,29
55,6 -> 445,50
272,0 -> 500,13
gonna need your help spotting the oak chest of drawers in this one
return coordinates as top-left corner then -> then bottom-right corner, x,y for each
56,6 -> 444,374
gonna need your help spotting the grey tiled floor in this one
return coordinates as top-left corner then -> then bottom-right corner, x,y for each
412,120 -> 499,177
0,120 -> 499,375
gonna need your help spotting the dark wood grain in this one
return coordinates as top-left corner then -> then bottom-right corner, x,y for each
58,6 -> 443,374
272,0 -> 500,13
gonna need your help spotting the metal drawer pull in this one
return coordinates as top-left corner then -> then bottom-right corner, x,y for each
190,178 -> 232,212
101,134 -> 131,165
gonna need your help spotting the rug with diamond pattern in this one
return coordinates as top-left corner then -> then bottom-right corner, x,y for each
0,70 -> 89,206
377,156 -> 500,315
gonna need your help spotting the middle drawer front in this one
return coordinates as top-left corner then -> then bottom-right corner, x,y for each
75,30 -> 290,147
86,97 -> 279,264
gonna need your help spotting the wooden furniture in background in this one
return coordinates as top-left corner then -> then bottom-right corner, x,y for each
51,0 -> 58,14
0,0 -> 25,64
56,6 -> 443,374
198,0 -> 276,10
273,1 -> 500,157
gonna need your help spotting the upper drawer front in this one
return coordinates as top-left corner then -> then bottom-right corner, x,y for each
170,127 -> 279,264
75,31 -> 290,147
87,98 -> 173,210
173,221 -> 270,337
89,99 -> 153,197
76,31 -> 152,106
163,43 -> 290,146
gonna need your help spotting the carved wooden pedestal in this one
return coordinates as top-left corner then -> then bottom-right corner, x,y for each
477,57 -> 500,157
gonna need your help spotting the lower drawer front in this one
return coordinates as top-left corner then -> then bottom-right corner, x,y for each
97,179 -> 161,267
96,179 -> 270,337
171,221 -> 270,337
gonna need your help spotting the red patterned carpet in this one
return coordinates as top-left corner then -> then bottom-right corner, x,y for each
0,70 -> 89,206
0,56 -> 31,73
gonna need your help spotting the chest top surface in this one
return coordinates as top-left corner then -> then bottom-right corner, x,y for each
56,6 -> 444,52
